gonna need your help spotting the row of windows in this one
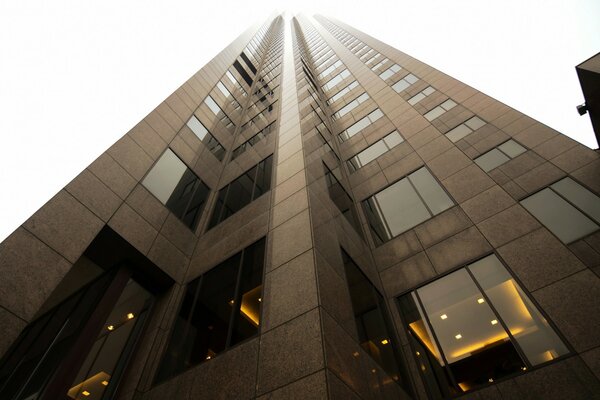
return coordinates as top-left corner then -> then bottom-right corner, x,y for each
339,108 -> 384,142
424,99 -> 457,121
474,139 -> 526,172
186,115 -> 226,161
327,80 -> 358,105
347,130 -> 404,172
392,73 -> 419,93
231,121 -> 276,161
379,63 -> 402,80
408,86 -> 436,105
323,69 -> 351,91
446,116 -> 486,142
333,92 -> 369,119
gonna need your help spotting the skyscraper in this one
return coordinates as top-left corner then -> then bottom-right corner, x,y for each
0,13 -> 599,400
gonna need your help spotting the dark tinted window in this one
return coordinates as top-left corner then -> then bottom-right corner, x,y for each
142,149 -> 210,230
209,156 -> 273,228
156,238 -> 266,382
324,163 -> 364,239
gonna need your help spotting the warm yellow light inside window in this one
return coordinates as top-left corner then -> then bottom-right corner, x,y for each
440,314 -> 447,320
127,313 -> 135,320
107,325 -> 114,331
82,391 -> 90,396
477,298 -> 485,304
491,319 -> 498,325
455,334 -> 462,340
101,380 -> 109,386
381,339 -> 389,345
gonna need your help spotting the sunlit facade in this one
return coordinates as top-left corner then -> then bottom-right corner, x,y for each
0,14 -> 599,400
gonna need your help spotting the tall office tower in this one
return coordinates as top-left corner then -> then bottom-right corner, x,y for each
0,13 -> 599,400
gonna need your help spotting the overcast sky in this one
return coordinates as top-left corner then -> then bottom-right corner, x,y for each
0,0 -> 599,243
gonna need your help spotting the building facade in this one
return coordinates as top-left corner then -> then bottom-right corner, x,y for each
0,14 -> 599,400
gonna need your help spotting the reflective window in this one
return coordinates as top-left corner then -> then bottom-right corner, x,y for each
520,177 -> 600,243
186,116 -> 226,161
397,255 -> 569,398
323,69 -> 351,91
379,63 -> 402,80
424,99 -> 458,121
231,121 -> 276,161
324,164 -> 363,238
156,238 -> 266,382
408,86 -> 436,105
339,109 -> 384,142
327,80 -> 359,105
142,149 -> 210,230
333,92 -> 369,119
209,156 -> 273,228
475,139 -> 526,172
342,250 -> 412,392
318,59 -> 343,79
445,116 -> 486,142
204,95 -> 236,131
348,130 -> 404,171
392,73 -> 419,93
363,167 -> 453,244
371,57 -> 389,72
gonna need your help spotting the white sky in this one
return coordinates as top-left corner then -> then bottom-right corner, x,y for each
0,0 -> 599,243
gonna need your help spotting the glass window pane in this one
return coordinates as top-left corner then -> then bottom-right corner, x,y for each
409,167 -> 454,215
475,149 -> 511,172
230,239 -> 266,345
498,140 -> 526,158
424,106 -> 444,121
187,116 -> 208,140
356,141 -> 388,166
408,92 -> 425,105
406,74 -> 419,84
365,178 -> 431,241
441,99 -> 457,110
446,124 -> 472,142
416,269 -> 525,390
142,150 -> 187,204
465,116 -> 486,130
383,130 -> 404,148
423,86 -> 435,95
188,253 -> 241,364
468,255 -> 569,366
392,79 -> 410,93
551,178 -> 600,223
521,188 -> 599,243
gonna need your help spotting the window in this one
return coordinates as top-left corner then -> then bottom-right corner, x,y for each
142,149 -> 210,230
186,115 -> 226,161
521,177 -> 600,243
379,63 -> 402,80
204,95 -> 235,131
338,108 -> 384,142
156,238 -> 266,382
371,57 -> 389,71
392,73 -> 419,93
226,70 -> 248,97
445,116 -> 486,142
397,254 -> 569,398
363,167 -> 453,244
333,92 -> 369,119
323,69 -> 351,91
424,99 -> 458,121
408,86 -> 436,105
474,139 -> 526,172
0,231 -> 157,400
327,80 -> 359,105
318,59 -> 342,79
209,156 -> 273,228
216,82 -> 242,110
324,163 -> 363,238
231,121 -> 276,160
342,250 -> 412,392
347,130 -> 404,172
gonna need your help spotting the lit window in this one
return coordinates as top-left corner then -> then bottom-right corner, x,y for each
339,109 -> 384,142
379,63 -> 402,80
142,149 -> 210,230
397,254 -> 569,397
347,130 -> 404,171
342,250 -> 412,392
392,73 -> 419,93
424,99 -> 458,121
474,140 -> 526,172
333,92 -> 370,119
156,238 -> 266,382
363,167 -> 453,244
445,116 -> 486,142
408,86 -> 436,105
521,177 -> 600,243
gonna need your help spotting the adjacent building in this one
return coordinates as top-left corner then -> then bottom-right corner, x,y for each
0,13 -> 599,400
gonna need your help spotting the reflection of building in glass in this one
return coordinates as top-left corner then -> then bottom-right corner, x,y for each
0,14 -> 599,400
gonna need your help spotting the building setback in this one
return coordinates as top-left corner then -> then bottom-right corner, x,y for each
0,13 -> 599,400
